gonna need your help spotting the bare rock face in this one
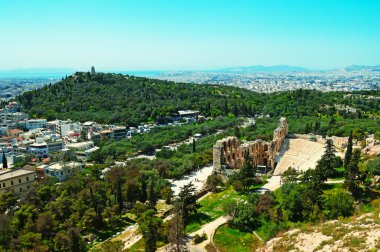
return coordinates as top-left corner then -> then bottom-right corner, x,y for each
213,117 -> 288,174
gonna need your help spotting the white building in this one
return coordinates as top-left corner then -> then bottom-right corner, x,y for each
47,120 -> 82,137
28,140 -> 48,158
42,161 -> 82,181
26,119 -> 47,130
65,141 -> 96,160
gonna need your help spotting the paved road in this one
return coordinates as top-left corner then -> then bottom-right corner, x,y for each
186,216 -> 229,252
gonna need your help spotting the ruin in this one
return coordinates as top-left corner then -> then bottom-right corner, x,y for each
213,117 -> 288,174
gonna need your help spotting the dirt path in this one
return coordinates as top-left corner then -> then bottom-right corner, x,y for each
109,223 -> 141,250
157,216 -> 229,252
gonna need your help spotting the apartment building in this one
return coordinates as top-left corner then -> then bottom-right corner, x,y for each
42,161 -> 82,181
0,168 -> 35,195
26,119 -> 47,130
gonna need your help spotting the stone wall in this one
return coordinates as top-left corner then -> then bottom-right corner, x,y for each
213,117 -> 288,173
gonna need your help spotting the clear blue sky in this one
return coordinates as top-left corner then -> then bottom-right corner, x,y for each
1,0 -> 379,71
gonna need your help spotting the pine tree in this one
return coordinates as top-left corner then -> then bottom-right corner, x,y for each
315,139 -> 336,181
239,154 -> 256,189
147,177 -> 158,209
168,203 -> 185,252
234,126 -> 241,139
177,182 -> 198,226
344,132 -> 353,169
345,149 -> 361,196
140,210 -> 158,252
2,151 -> 7,169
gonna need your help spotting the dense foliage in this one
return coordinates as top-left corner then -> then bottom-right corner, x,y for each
0,159 -> 173,251
17,72 -> 380,127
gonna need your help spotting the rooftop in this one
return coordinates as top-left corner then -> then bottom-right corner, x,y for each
0,168 -> 35,181
178,110 -> 199,116
83,121 -> 95,126
45,162 -> 82,171
66,141 -> 94,149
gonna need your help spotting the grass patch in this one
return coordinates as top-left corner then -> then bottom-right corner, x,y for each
247,180 -> 267,192
82,166 -> 92,175
125,238 -> 145,252
323,183 -> 344,195
185,187 -> 246,233
96,216 -> 135,242
214,224 -> 260,252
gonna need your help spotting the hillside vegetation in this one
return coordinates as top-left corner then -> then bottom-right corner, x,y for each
16,72 -> 380,128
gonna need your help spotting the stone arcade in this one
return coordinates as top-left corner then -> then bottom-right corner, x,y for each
213,117 -> 288,174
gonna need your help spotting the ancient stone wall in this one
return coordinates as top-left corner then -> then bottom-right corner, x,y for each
213,117 -> 288,173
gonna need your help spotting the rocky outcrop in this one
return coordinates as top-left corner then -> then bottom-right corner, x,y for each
213,117 -> 288,174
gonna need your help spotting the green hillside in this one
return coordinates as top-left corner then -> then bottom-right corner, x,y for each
16,72 -> 380,135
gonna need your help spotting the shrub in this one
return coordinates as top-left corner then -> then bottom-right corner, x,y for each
324,191 -> 355,219
193,233 -> 207,244
367,156 -> 380,176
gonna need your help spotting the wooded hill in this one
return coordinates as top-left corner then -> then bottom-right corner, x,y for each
16,72 -> 380,127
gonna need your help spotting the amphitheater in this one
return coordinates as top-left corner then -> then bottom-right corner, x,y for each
273,138 -> 325,175
213,117 -> 329,175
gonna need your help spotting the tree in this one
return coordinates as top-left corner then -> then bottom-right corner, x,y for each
192,139 -> 196,153
375,131 -> 380,142
139,210 -> 158,252
206,174 -> 224,192
0,191 -> 17,214
0,214 -> 12,249
256,192 -> 275,217
315,139 -> 336,181
80,130 -> 87,141
239,154 -> 256,189
281,167 -> 300,184
221,198 -> 238,218
345,149 -> 361,196
367,156 -> 380,176
168,203 -> 186,252
177,182 -> 198,226
352,128 -> 365,141
344,132 -> 353,169
2,151 -> 7,169
105,166 -> 126,213
279,183 -> 305,222
147,177 -> 158,209
230,202 -> 259,231
35,212 -> 54,237
234,126 -> 241,139
324,191 -> 355,219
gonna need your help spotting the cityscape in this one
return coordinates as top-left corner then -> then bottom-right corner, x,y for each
1,1 -> 380,252
154,66 -> 380,93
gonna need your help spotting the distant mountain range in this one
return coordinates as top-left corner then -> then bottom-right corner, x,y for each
217,65 -> 310,73
344,65 -> 380,72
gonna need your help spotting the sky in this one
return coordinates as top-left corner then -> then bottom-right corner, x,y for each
0,0 -> 379,71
